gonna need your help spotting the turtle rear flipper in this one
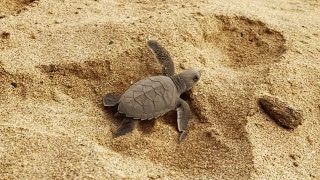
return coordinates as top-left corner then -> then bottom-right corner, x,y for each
176,98 -> 192,142
113,117 -> 138,138
103,93 -> 121,106
147,40 -> 175,77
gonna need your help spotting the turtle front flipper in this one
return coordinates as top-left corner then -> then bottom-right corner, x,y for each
176,98 -> 192,142
113,117 -> 138,138
103,93 -> 121,106
147,40 -> 175,77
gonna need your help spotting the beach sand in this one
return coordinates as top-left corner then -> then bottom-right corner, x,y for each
0,0 -> 319,179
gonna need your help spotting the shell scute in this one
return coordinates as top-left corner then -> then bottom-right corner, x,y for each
134,91 -> 146,105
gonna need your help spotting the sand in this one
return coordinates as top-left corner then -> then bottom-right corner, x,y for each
0,0 -> 319,179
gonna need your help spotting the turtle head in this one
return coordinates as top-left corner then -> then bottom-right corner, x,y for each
177,69 -> 201,91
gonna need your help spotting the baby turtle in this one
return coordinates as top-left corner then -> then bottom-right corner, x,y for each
103,40 -> 201,142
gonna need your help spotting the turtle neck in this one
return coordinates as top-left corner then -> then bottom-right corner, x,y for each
171,75 -> 187,95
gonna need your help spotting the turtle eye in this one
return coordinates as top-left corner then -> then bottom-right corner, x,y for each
193,75 -> 199,82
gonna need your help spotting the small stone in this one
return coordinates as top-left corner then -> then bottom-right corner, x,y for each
147,174 -> 161,179
289,154 -> 296,160
310,174 -> 316,178
293,162 -> 299,167
289,154 -> 300,160
137,36 -> 144,42
1,32 -> 10,39
195,12 -> 204,16
258,95 -> 304,129
11,82 -> 17,88
205,131 -> 213,138
179,63 -> 186,69
54,19 -> 63,24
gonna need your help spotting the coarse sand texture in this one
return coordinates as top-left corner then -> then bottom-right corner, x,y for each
0,0 -> 319,179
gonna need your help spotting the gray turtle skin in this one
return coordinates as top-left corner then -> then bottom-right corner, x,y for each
103,40 -> 201,142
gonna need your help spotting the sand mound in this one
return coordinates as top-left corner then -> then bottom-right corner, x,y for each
1,0 -> 320,179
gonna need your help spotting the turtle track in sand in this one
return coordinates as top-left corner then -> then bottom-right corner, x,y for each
37,47 -> 159,103
38,60 -> 113,102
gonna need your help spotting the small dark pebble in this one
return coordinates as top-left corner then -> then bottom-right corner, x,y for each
1,32 -> 10,39
310,174 -> 316,178
205,131 -> 213,138
258,95 -> 304,129
66,85 -> 72,89
293,162 -> 299,167
0,15 -> 6,19
109,40 -> 114,45
195,12 -> 204,16
289,154 -> 296,160
54,20 -> 62,24
11,82 -> 17,88
179,63 -> 186,69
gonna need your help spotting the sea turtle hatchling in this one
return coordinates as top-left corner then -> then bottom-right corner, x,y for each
103,40 -> 201,142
